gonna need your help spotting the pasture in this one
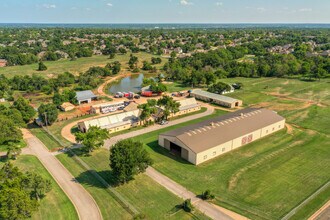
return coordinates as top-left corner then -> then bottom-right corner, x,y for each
130,77 -> 330,219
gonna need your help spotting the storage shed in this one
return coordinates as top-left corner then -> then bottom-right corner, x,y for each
190,89 -> 242,108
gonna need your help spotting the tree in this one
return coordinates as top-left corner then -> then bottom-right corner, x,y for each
128,54 -> 138,69
6,144 -> 22,160
12,97 -> 36,123
157,96 -> 180,120
182,199 -> 194,212
110,139 -> 152,184
0,116 -> 23,146
138,99 -> 157,125
151,57 -> 162,65
75,126 -> 109,153
0,188 -> 38,220
37,61 -> 47,71
25,172 -> 52,201
208,82 -> 231,94
38,103 -> 58,126
201,190 -> 215,200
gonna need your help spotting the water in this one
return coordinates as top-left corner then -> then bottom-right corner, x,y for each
109,74 -> 144,94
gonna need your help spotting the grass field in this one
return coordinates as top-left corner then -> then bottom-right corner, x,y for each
57,149 -> 210,220
0,53 -> 165,78
0,155 -> 78,220
128,77 -> 330,220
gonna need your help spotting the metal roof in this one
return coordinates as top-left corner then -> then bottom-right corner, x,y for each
79,110 -> 140,130
76,90 -> 97,101
160,108 -> 285,154
191,89 -> 240,104
177,98 -> 199,111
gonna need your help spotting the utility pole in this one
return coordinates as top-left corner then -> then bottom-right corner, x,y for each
43,112 -> 49,132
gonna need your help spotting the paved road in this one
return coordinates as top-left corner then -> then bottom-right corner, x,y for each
22,129 -> 102,220
309,200 -> 330,220
104,103 -> 214,148
146,167 -> 248,220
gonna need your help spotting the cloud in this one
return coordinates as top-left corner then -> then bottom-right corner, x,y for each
106,3 -> 113,7
42,4 -> 56,9
298,8 -> 312,12
215,2 -> 223,7
180,0 -> 193,6
256,7 -> 266,12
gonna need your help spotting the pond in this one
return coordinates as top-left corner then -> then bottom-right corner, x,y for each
108,74 -> 145,94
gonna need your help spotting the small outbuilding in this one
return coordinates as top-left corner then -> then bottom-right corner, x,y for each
60,102 -> 75,112
76,90 -> 98,105
190,89 -> 242,108
159,108 -> 285,165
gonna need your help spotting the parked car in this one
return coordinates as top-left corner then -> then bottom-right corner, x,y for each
134,95 -> 140,99
159,120 -> 169,125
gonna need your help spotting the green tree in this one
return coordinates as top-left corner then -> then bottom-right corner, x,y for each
157,96 -> 180,120
128,54 -> 139,69
38,103 -> 58,126
110,139 -> 152,184
6,144 -> 22,160
0,116 -> 23,146
75,126 -> 109,153
25,172 -> 52,201
12,97 -> 36,123
182,199 -> 194,212
138,99 -> 157,124
201,190 -> 215,200
208,82 -> 232,94
37,61 -> 47,71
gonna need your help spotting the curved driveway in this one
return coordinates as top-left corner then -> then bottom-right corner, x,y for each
22,129 -> 102,220
104,103 -> 215,148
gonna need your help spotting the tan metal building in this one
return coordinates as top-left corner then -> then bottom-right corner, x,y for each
78,110 -> 141,133
190,89 -> 242,108
170,98 -> 201,118
159,108 -> 285,165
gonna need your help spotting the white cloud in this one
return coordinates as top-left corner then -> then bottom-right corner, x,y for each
215,2 -> 223,7
180,0 -> 193,6
256,7 -> 266,12
106,3 -> 113,7
42,4 -> 56,9
299,8 -> 312,12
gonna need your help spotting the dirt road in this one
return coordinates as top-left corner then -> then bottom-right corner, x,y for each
22,129 -> 102,220
146,167 -> 248,220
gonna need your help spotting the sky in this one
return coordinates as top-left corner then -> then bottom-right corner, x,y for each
0,0 -> 330,23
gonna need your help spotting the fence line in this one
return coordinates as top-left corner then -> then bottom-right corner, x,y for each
281,180 -> 330,220
41,126 -> 139,216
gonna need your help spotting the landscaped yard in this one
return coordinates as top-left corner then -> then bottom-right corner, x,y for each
0,155 -> 78,220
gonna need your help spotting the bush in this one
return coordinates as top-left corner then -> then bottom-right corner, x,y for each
201,190 -> 215,200
182,199 -> 194,212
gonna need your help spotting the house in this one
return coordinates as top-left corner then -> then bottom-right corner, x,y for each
163,49 -> 172,55
77,110 -> 141,133
158,108 -> 285,165
76,90 -> 98,105
60,102 -> 75,112
0,59 -> 8,67
321,50 -> 330,57
190,89 -> 242,108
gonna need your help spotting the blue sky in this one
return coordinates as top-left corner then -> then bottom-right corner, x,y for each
1,0 -> 330,23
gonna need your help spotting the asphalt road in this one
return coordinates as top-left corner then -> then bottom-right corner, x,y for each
22,129 -> 102,220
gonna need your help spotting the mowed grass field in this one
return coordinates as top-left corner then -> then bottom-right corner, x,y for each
57,150 -> 210,220
129,78 -> 330,219
0,155 -> 78,220
0,52 -> 165,78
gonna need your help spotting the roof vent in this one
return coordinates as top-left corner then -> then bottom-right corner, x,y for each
210,122 -> 215,126
240,113 -> 244,117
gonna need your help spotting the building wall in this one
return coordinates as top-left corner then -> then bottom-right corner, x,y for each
190,93 -> 242,108
78,121 -> 141,134
169,105 -> 201,118
159,119 -> 285,165
195,119 -> 285,165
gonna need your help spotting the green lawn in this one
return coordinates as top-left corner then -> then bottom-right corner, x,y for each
0,53 -> 166,78
57,150 -> 210,220
1,155 -> 78,220
29,125 -> 63,151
